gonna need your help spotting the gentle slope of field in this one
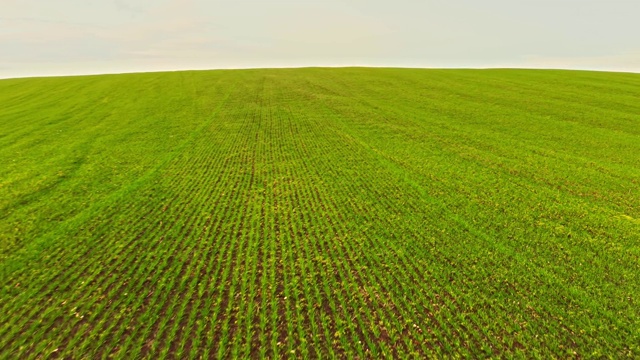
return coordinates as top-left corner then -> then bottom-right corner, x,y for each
1,68 -> 639,358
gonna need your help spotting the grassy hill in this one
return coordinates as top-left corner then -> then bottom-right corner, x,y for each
1,68 -> 639,358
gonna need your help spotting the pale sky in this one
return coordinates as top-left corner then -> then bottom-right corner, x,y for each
1,0 -> 639,78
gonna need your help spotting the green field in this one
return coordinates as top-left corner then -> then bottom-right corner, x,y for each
1,68 -> 639,358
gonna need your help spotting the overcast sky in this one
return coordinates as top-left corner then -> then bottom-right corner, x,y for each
1,0 -> 639,78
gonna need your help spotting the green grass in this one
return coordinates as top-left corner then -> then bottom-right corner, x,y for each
1,67 -> 639,358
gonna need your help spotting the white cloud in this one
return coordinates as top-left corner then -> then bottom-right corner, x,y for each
524,51 -> 640,73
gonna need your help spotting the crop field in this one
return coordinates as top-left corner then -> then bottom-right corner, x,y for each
1,68 -> 639,358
